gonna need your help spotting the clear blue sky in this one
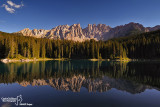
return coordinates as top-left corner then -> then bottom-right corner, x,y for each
0,0 -> 160,33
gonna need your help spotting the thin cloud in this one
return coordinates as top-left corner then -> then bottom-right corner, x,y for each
7,1 -> 24,8
2,4 -> 15,13
2,1 -> 24,13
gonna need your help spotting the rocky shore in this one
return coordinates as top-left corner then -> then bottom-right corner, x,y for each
0,58 -> 53,63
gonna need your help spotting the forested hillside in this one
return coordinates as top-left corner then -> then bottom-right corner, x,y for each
116,30 -> 160,59
0,30 -> 160,60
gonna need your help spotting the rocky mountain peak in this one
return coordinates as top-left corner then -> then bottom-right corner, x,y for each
147,25 -> 160,31
82,24 -> 111,40
17,22 -> 160,41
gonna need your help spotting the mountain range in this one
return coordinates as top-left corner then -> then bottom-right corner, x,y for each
19,75 -> 152,94
17,22 -> 160,41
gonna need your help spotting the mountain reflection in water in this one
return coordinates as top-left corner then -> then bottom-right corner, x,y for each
0,60 -> 160,94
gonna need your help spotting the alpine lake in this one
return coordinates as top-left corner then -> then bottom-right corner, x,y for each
0,60 -> 160,107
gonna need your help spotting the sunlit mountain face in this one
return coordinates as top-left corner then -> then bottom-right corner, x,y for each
0,61 -> 159,94
17,22 -> 160,41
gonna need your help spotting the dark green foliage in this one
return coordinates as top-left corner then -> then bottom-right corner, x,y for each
1,30 -> 160,59
114,30 -> 160,59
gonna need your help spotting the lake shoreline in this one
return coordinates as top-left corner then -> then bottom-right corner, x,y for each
1,58 -> 160,63
0,58 -> 69,63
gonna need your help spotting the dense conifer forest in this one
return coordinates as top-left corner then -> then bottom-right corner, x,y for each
0,30 -> 160,59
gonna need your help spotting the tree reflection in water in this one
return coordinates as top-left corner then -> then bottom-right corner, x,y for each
0,60 -> 160,93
